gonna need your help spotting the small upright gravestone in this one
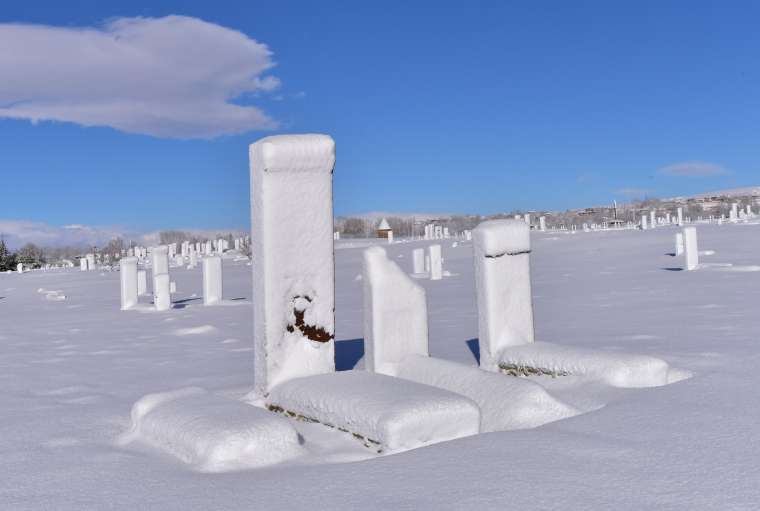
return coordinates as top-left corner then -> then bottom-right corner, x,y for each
363,246 -> 428,373
683,227 -> 699,271
152,246 -> 170,311
137,270 -> 147,296
473,219 -> 534,372
202,256 -> 223,305
153,274 -> 171,311
120,257 -> 138,310
428,244 -> 442,281
412,248 -> 425,274
675,232 -> 684,256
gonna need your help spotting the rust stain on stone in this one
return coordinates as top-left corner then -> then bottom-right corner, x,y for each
286,295 -> 334,343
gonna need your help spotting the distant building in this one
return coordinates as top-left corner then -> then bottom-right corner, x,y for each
376,218 -> 392,239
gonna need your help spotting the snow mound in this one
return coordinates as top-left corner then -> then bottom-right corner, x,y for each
123,388 -> 304,472
389,355 -> 579,432
266,371 -> 480,453
173,325 -> 217,336
497,342 -> 688,388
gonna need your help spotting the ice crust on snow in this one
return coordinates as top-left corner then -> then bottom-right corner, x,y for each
389,355 -> 579,432
362,246 -> 428,373
250,134 -> 337,397
124,387 -> 303,472
497,341 -> 687,388
266,371 -> 480,452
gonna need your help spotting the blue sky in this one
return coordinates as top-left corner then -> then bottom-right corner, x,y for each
1,1 -> 759,237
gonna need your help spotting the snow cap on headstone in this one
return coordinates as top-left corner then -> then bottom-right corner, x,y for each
473,219 -> 530,257
251,134 -> 335,174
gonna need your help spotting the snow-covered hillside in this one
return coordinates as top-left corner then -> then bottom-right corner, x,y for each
1,222 -> 759,509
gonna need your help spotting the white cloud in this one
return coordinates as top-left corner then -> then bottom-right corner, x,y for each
0,16 -> 280,138
0,220 -> 133,249
0,220 -> 246,250
659,161 -> 729,177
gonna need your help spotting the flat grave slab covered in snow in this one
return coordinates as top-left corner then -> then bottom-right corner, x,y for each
496,341 -> 690,388
122,387 -> 303,472
264,370 -> 480,452
388,354 -> 579,432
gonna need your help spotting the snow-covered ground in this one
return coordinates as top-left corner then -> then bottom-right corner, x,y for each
1,222 -> 759,509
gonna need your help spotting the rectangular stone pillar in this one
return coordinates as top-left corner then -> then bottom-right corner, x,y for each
250,134 -> 336,397
641,215 -> 648,230
473,219 -> 534,372
412,248 -> 425,274
153,273 -> 171,311
120,256 -> 138,310
151,246 -> 169,310
677,207 -> 683,226
675,232 -> 684,256
137,270 -> 147,296
683,227 -> 699,271
539,216 -> 546,232
428,244 -> 442,280
203,256 -> 223,305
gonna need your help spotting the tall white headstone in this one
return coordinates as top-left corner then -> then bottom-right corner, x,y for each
683,227 -> 699,271
539,216 -> 546,232
119,256 -> 138,310
153,273 -> 171,311
363,246 -> 429,373
675,232 -> 684,256
473,219 -> 534,372
677,207 -> 684,226
137,269 -> 147,296
428,244 -> 442,281
641,215 -> 648,230
152,246 -> 169,276
250,134 -> 336,398
412,248 -> 425,274
202,256 -> 223,305
650,211 -> 656,228
16,263 -> 23,274
80,258 -> 88,271
151,246 -> 170,311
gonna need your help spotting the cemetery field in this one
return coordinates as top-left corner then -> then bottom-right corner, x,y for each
1,222 -> 759,510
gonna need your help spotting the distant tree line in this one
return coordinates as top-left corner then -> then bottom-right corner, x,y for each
0,239 -> 46,271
